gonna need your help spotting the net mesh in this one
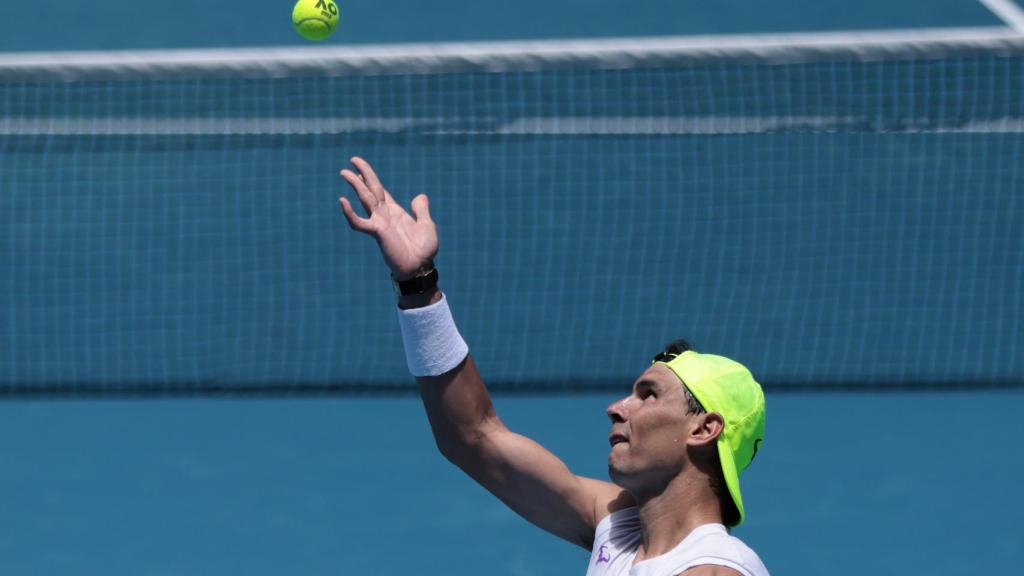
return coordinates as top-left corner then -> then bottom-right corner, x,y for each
1,43 -> 1022,396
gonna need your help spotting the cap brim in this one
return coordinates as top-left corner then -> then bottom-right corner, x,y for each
718,435 -> 745,526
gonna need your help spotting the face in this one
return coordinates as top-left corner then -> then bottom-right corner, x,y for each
606,364 -> 696,492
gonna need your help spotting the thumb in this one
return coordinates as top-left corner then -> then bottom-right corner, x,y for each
410,194 -> 433,223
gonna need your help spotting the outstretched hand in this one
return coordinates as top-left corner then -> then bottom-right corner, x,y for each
339,157 -> 438,281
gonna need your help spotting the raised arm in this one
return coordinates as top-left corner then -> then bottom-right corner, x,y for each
338,157 -> 630,549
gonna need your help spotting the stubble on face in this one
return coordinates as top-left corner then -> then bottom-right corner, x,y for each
607,365 -> 693,491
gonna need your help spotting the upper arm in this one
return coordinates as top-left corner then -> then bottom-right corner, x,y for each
415,355 -> 633,549
678,566 -> 746,576
458,423 -> 633,549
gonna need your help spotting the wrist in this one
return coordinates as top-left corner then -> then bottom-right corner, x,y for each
392,261 -> 435,282
398,286 -> 442,310
396,292 -> 469,377
392,265 -> 440,308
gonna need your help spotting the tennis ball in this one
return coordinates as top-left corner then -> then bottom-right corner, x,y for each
293,0 -> 340,41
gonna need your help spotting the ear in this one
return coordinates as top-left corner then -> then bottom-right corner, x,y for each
686,412 -> 725,447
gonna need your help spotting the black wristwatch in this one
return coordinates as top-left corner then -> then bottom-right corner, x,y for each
392,268 -> 439,296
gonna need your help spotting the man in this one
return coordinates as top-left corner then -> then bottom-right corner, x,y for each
338,157 -> 770,576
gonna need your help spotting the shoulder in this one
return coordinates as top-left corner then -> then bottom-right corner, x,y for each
677,566 -> 746,576
662,525 -> 770,576
689,525 -> 760,558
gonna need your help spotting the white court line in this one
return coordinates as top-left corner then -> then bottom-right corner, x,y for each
497,117 -> 1024,134
977,0 -> 1024,32
0,117 -> 432,135
1,116 -> 1022,136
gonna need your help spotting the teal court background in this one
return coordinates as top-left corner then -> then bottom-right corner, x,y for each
1,1 -> 1022,574
0,0 -> 1006,51
0,393 -> 1020,574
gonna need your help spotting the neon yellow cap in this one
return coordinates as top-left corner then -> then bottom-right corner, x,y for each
656,350 -> 765,526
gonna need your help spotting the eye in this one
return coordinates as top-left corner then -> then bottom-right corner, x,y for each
640,389 -> 656,400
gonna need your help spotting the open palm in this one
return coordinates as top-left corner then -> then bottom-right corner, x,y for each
338,157 -> 438,280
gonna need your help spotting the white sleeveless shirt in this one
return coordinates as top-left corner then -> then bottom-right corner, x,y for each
585,507 -> 769,576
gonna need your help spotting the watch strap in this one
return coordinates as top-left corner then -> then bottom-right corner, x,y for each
393,268 -> 439,296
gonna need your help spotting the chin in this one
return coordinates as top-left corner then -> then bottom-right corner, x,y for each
607,461 -> 631,487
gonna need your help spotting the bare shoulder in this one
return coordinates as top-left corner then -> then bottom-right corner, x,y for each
677,566 -> 745,576
677,567 -> 745,576
577,476 -> 635,526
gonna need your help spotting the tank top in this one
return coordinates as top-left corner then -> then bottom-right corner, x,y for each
585,507 -> 770,576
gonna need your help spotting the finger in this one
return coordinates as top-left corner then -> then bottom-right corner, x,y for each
357,171 -> 388,202
351,157 -> 398,205
339,197 -> 376,233
410,194 -> 433,223
350,157 -> 387,198
340,168 -> 378,215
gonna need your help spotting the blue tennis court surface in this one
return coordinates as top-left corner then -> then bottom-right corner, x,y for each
2,0 -> 1023,575
0,392 -> 1020,574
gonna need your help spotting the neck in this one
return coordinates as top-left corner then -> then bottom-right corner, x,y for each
631,473 -> 723,563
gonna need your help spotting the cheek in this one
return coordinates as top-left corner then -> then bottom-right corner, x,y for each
636,410 -> 687,448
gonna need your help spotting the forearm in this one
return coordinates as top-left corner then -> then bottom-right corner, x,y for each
417,354 -> 503,464
400,285 -> 503,462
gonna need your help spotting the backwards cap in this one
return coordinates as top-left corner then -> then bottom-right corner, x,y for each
655,350 -> 765,526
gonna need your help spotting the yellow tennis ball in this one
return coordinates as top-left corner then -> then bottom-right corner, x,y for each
292,0 -> 340,41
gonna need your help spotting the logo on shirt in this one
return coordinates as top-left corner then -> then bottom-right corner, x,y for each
597,543 -> 611,564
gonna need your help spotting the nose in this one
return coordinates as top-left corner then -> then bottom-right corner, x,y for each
606,397 -> 630,423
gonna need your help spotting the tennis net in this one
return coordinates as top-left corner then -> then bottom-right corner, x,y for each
1,28 -> 1022,397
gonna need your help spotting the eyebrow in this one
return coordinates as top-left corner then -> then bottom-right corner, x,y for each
633,379 -> 659,393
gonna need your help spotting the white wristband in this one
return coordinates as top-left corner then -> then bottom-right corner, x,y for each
396,294 -> 469,377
